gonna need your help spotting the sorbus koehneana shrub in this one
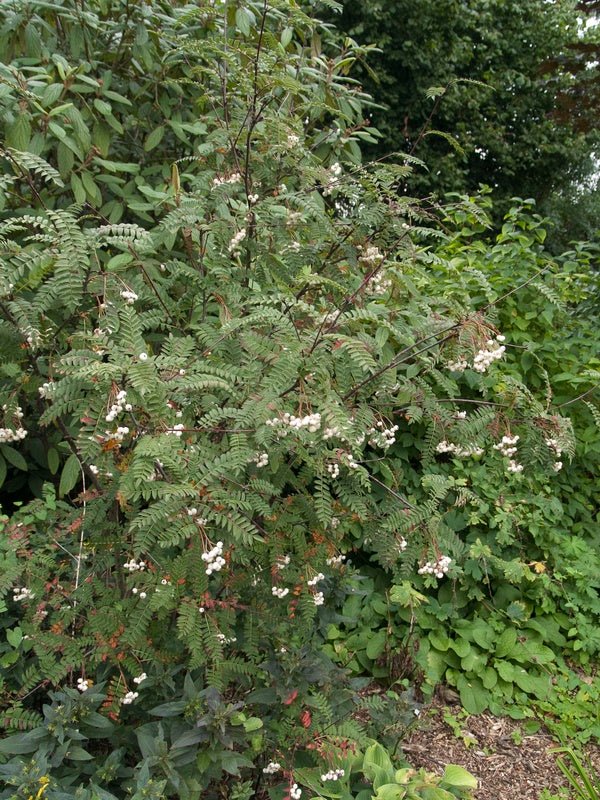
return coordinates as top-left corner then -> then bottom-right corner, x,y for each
0,1 -> 590,797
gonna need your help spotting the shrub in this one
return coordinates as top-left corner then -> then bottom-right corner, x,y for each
0,0 -> 597,797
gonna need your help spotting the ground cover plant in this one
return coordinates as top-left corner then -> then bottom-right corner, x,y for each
0,1 -> 599,798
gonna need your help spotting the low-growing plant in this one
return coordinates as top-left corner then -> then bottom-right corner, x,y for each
296,741 -> 477,800
553,748 -> 600,800
535,671 -> 600,746
441,709 -> 478,750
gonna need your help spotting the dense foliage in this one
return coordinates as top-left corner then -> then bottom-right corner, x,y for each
335,0 -> 600,240
0,1 -> 598,798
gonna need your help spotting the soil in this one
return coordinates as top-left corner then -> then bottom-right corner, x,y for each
403,698 -> 600,800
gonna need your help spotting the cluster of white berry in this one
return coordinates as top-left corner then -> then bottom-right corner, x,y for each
327,462 -> 340,479
0,404 -> 27,442
545,437 -> 564,472
123,558 -> 146,572
493,434 -> 519,457
454,411 -> 467,420
435,441 -> 483,458
212,172 -> 241,186
322,425 -> 343,440
472,335 -> 506,373
287,133 -> 301,147
276,554 -> 291,569
358,244 -> 384,267
307,572 -> 324,587
398,537 -> 408,552
187,508 -> 208,526
313,591 -> 325,606
272,586 -> 289,599
133,672 -> 147,685
105,389 -> 130,422
216,633 -> 237,645
321,769 -> 345,782
342,451 -> 360,469
321,310 -> 341,327
228,228 -> 246,255
367,270 -> 392,296
24,326 -> 41,347
122,691 -> 139,705
38,381 -> 55,399
248,193 -> 259,205
447,358 -> 468,372
323,162 -> 342,196
290,784 -> 302,800
104,425 -> 130,443
368,421 -> 399,450
263,762 -> 281,775
418,555 -> 451,579
120,288 -> 138,305
166,423 -> 185,437
77,678 -> 90,692
493,435 -> 523,472
0,425 -> 27,443
202,541 -> 225,575
330,517 -> 340,530
266,412 -> 322,436
131,588 -> 147,599
250,452 -> 269,468
326,553 -> 346,566
12,587 -> 35,602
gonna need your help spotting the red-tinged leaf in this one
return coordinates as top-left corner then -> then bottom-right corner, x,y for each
300,709 -> 312,728
283,690 -> 298,706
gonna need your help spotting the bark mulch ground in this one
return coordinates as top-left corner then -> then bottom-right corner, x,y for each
402,698 -> 600,800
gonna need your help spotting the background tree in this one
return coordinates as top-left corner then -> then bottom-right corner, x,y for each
335,0 -> 600,242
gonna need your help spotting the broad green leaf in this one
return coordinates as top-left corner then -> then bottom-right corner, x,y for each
66,746 -> 94,761
242,716 -> 263,732
481,666 -> 498,690
106,253 -> 134,271
7,627 -> 23,648
373,784 -> 406,800
449,638 -> 470,658
93,98 -> 112,116
144,125 -> 165,152
428,630 -> 451,651
235,7 -> 252,35
47,447 -> 60,475
1,444 -> 28,471
59,453 -> 81,498
442,764 -> 478,789
366,629 -> 387,660
456,674 -> 488,714
420,788 -> 457,800
6,116 -> 31,150
71,173 -> 86,203
495,660 -> 515,682
495,628 -> 517,658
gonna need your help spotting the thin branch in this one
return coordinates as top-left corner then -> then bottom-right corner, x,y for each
369,474 -> 415,509
557,385 -> 599,408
